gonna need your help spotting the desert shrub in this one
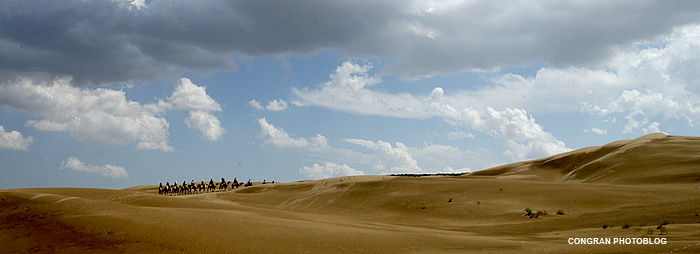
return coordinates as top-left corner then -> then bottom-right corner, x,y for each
603,224 -> 609,229
659,226 -> 667,235
523,208 -> 548,218
556,209 -> 564,215
622,223 -> 631,229
448,198 -> 453,203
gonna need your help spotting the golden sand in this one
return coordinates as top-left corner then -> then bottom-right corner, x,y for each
2,133 -> 700,253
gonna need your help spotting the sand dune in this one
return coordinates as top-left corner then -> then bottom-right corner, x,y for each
472,133 -> 700,184
2,134 -> 700,253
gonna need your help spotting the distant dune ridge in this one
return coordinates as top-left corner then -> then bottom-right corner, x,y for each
2,133 -> 700,253
472,133 -> 700,184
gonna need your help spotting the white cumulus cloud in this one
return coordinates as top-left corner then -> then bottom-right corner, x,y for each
166,78 -> 225,140
408,143 -> 473,173
588,127 -> 608,135
186,111 -> 225,141
248,99 -> 265,110
257,118 -> 486,176
249,99 -> 289,111
167,78 -> 222,112
293,62 -> 426,118
60,157 -> 129,179
0,126 -> 33,151
451,24 -> 700,135
257,118 -> 327,148
447,131 -> 474,140
345,138 -> 421,174
0,76 -> 227,150
295,61 -> 571,161
266,99 -> 288,111
299,162 -> 364,180
0,77 -> 174,151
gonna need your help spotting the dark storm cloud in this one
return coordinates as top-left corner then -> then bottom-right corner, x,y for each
1,0 -> 700,85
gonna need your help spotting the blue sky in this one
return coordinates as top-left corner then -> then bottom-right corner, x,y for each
2,0 -> 700,189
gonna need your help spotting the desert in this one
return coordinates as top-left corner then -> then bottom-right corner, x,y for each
2,133 -> 700,253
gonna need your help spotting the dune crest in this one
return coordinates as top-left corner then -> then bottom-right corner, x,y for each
471,133 -> 700,184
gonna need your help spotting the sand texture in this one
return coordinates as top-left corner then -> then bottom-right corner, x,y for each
2,134 -> 700,253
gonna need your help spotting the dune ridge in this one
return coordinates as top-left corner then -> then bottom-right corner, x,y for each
472,133 -> 700,184
2,133 -> 700,253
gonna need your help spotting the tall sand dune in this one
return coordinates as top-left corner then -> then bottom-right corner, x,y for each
2,134 -> 700,253
472,133 -> 700,184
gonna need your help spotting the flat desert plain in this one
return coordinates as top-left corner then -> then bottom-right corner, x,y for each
2,133 -> 700,253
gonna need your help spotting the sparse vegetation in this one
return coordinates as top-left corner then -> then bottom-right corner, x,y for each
622,223 -> 630,229
602,223 -> 616,229
523,208 -> 547,218
656,222 -> 670,235
556,209 -> 564,215
448,198 -> 453,203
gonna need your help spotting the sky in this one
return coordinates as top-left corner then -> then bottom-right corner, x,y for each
2,0 -> 700,189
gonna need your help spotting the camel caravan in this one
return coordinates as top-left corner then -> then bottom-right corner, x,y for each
158,177 -> 274,196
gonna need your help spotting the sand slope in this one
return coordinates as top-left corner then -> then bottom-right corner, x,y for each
2,134 -> 700,253
472,133 -> 700,184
